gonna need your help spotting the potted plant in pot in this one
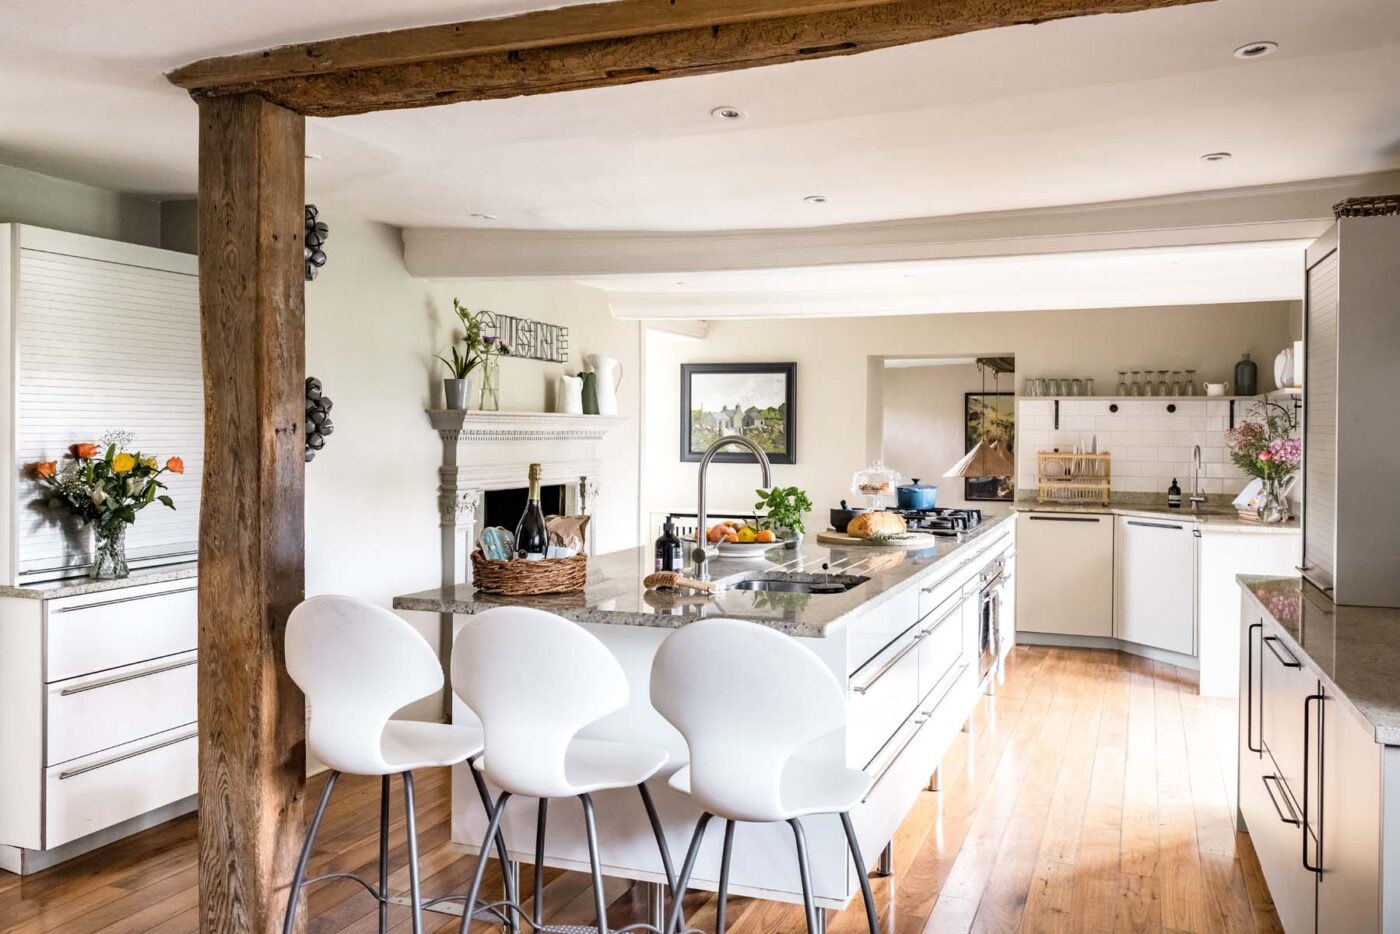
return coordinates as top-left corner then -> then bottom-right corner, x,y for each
754,485 -> 813,549
436,299 -> 496,410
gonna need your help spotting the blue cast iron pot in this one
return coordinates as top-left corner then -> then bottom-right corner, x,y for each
896,479 -> 938,510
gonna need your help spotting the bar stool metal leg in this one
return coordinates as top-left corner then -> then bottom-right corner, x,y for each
533,798 -> 548,931
637,782 -> 685,933
665,812 -> 713,934
787,818 -> 820,934
715,820 -> 736,934
457,791 -> 512,934
379,776 -> 391,934
283,770 -> 340,934
403,772 -> 424,934
579,793 -> 610,934
468,762 -> 520,934
839,812 -> 880,932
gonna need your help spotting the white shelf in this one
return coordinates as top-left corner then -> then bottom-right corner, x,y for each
1018,395 -> 1265,403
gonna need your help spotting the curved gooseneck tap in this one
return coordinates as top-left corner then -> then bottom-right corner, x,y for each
692,435 -> 773,581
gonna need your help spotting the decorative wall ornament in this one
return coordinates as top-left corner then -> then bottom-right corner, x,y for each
491,313 -> 569,363
305,377 -> 334,462
304,205 -> 328,281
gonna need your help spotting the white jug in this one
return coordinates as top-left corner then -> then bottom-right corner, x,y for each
556,374 -> 584,414
584,353 -> 623,416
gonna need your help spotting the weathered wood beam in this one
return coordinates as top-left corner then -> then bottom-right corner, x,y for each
168,0 -> 1210,118
196,93 -> 307,934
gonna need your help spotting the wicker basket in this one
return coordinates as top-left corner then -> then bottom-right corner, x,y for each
470,550 -> 588,595
1333,195 -> 1400,218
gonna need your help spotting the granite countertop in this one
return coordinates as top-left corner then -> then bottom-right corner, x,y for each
1014,496 -> 1299,534
0,562 -> 199,600
1241,575 -> 1400,744
395,513 -> 1014,638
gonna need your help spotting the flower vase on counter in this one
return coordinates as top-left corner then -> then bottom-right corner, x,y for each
92,523 -> 128,580
1257,479 -> 1292,525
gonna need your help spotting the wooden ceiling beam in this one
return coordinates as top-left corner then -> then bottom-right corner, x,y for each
168,0 -> 1210,118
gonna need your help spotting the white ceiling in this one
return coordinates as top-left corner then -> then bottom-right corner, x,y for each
1,0 -> 1398,233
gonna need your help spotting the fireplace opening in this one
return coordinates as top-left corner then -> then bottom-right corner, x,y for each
482,484 -> 565,533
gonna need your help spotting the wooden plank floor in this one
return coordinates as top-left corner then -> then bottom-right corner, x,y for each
0,646 -> 1281,933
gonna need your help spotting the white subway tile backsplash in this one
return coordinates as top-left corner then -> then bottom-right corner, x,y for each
1021,414 -> 1052,431
1019,401 -> 1053,417
1062,415 -> 1096,431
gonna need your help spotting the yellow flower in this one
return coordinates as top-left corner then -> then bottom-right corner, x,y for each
139,455 -> 157,470
112,452 -> 137,474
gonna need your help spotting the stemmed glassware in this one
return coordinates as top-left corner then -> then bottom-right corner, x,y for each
1183,370 -> 1197,396
1156,370 -> 1170,397
1129,370 -> 1142,396
1116,371 -> 1128,395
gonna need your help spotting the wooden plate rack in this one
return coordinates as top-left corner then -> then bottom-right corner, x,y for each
1036,451 -> 1112,505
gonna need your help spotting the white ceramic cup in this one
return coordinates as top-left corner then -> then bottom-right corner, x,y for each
1204,381 -> 1230,396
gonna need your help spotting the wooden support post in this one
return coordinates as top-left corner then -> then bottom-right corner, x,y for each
196,93 -> 307,934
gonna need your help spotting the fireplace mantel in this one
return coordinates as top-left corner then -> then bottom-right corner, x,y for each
427,409 -> 628,444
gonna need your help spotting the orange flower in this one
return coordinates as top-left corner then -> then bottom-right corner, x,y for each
165,456 -> 185,475
34,461 -> 57,479
70,443 -> 99,459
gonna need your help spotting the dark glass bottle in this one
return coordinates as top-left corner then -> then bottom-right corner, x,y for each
515,463 -> 549,560
1167,478 -> 1182,509
655,518 -> 683,572
1234,352 -> 1258,397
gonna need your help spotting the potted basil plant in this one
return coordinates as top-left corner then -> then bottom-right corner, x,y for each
754,485 -> 813,549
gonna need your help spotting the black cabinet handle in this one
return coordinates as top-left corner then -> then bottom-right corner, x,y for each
1246,622 -> 1263,754
1027,515 -> 1103,522
1303,692 -> 1324,874
1263,635 -> 1302,669
1262,774 -> 1299,825
1125,520 -> 1186,531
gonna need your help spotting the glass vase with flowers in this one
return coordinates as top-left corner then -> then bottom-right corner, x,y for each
1224,401 -> 1301,524
30,434 -> 183,579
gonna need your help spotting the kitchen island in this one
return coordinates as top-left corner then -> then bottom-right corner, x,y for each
393,512 -> 1014,922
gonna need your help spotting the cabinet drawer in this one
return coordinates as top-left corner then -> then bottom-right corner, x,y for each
918,592 -> 964,702
46,582 -> 198,682
847,586 -> 919,676
917,555 -> 978,623
1239,751 -> 1316,934
45,725 -> 197,849
1260,628 -> 1316,808
848,629 -> 921,768
47,651 -> 197,765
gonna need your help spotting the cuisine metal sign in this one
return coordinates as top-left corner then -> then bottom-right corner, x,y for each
491,314 -> 569,364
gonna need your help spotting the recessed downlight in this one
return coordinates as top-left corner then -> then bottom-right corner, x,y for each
1233,41 -> 1278,59
1200,152 -> 1233,163
803,195 -> 829,204
710,106 -> 745,122
470,213 -> 498,221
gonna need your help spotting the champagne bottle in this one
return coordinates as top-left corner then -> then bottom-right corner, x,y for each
515,463 -> 549,560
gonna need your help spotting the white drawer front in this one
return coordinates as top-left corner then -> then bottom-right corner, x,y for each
848,631 -> 921,768
918,593 -> 964,702
46,582 -> 198,682
847,586 -> 920,675
45,726 -> 197,848
917,557 -> 978,623
47,651 -> 198,765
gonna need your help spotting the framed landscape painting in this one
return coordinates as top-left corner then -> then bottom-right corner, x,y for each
964,391 -> 1015,501
681,363 -> 796,464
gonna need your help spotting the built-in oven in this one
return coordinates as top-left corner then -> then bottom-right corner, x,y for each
978,555 -> 1007,684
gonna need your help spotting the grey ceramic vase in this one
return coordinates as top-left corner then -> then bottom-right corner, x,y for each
1234,353 -> 1258,397
443,377 -> 471,410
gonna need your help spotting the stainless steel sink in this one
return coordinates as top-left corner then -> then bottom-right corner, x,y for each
728,573 -> 869,595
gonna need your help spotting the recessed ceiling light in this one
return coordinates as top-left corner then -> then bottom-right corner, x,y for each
803,195 -> 828,204
711,106 -> 745,122
1233,41 -> 1278,59
470,213 -> 498,221
1200,152 -> 1233,162
674,281 -> 687,286
901,274 -> 919,280
305,153 -> 323,161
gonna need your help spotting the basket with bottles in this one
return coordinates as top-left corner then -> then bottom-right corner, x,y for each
471,463 -> 589,595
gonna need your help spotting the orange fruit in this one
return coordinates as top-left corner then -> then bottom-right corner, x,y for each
755,530 -> 776,543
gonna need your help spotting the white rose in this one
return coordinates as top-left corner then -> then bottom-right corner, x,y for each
131,478 -> 147,495
91,487 -> 107,506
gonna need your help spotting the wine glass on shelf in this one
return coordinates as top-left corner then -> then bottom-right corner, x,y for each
1183,369 -> 1197,396
1170,370 -> 1183,396
1156,370 -> 1170,397
1116,371 -> 1128,395
1129,370 -> 1142,396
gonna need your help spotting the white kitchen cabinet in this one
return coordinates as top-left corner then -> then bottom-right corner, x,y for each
1015,512 -> 1113,637
1316,682 -> 1382,934
1114,516 -> 1196,656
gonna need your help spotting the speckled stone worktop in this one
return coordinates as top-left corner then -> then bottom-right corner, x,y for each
0,562 -> 198,600
1241,574 -> 1400,744
1014,496 -> 1299,535
395,512 -> 1014,638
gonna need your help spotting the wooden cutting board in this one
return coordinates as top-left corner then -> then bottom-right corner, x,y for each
816,529 -> 942,548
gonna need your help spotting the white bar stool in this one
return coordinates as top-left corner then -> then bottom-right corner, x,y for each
651,618 -> 881,934
283,595 -> 518,934
450,606 -> 680,934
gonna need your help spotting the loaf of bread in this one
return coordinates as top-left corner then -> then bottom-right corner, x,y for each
846,511 -> 907,539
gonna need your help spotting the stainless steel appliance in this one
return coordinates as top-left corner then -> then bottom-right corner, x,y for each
977,555 -> 1007,684
892,506 -> 982,537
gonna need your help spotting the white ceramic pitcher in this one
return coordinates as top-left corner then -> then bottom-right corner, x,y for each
556,374 -> 584,414
584,353 -> 623,416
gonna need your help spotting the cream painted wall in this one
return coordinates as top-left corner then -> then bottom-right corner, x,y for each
881,362 -> 1009,510
641,302 -> 1294,523
0,162 -> 159,246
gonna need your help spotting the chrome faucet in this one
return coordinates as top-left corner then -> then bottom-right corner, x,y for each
1190,444 -> 1208,512
692,435 -> 773,581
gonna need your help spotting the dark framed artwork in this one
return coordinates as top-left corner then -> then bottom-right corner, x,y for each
680,363 -> 796,464
964,391 -> 1016,501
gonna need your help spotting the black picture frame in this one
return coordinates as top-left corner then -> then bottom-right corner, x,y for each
963,391 -> 1015,502
680,363 -> 796,464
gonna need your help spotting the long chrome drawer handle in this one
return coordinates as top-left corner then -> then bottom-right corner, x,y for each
59,656 -> 198,696
56,585 -> 198,613
862,718 -> 928,802
58,728 -> 198,780
922,559 -> 972,592
1125,520 -> 1185,530
852,632 -> 924,695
